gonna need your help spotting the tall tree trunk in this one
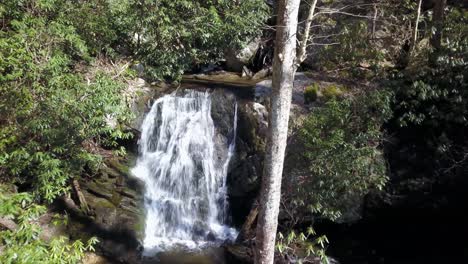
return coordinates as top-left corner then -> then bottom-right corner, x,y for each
254,0 -> 301,263
411,0 -> 423,52
297,0 -> 318,64
430,0 -> 447,64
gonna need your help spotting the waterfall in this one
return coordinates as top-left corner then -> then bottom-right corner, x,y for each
131,90 -> 237,255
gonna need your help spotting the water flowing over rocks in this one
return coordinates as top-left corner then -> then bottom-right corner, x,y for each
131,90 -> 238,255
66,74 -> 276,262
66,71 -> 370,264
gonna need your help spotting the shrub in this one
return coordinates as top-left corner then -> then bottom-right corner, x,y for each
279,89 -> 392,263
289,89 -> 393,221
115,0 -> 270,80
0,186 -> 98,263
388,7 -> 468,180
322,85 -> 344,101
0,0 -> 133,202
304,84 -> 319,104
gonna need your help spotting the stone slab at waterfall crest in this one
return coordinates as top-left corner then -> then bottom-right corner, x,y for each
131,90 -> 237,255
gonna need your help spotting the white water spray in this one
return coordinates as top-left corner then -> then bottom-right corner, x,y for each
131,90 -> 237,255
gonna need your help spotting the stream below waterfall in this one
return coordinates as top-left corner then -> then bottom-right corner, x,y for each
131,89 -> 238,259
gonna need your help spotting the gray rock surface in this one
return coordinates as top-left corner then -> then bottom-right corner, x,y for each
66,156 -> 145,263
225,38 -> 260,72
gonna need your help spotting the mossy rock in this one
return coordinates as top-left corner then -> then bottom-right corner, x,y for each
106,158 -> 131,176
109,191 -> 123,207
100,165 -> 120,179
119,187 -> 138,199
93,197 -> 117,210
322,84 -> 345,100
86,181 -> 113,199
91,198 -> 118,226
133,217 -> 145,236
67,221 -> 90,242
304,83 -> 319,104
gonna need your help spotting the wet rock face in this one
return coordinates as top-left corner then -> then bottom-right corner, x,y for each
66,157 -> 145,263
127,79 -> 177,133
209,88 -> 267,227
78,83 -> 267,262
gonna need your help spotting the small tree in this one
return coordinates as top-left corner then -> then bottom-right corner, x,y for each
254,0 -> 301,263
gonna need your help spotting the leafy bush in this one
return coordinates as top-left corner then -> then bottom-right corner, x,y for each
304,84 -> 319,104
388,6 -> 468,178
0,186 -> 98,263
318,20 -> 385,70
109,0 -> 269,80
276,228 -> 329,264
0,0 -> 133,202
322,85 -> 344,101
290,89 -> 393,221
279,89 -> 392,263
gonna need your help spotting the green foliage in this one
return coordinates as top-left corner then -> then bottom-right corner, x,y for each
304,84 -> 319,104
389,6 -> 467,176
0,0 -> 268,203
0,0 -> 133,202
0,186 -> 98,263
318,20 -> 385,71
64,0 -> 119,55
1,0 -> 268,81
116,0 -> 269,80
322,85 -> 344,101
294,90 -> 393,221
276,228 -> 329,264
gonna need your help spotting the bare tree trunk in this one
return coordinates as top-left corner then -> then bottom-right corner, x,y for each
254,0 -> 301,263
411,0 -> 423,52
430,0 -> 447,64
296,0 -> 318,64
372,2 -> 378,39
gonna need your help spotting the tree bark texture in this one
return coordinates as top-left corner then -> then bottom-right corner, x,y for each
254,0 -> 301,263
412,0 -> 423,51
297,0 -> 318,64
431,0 -> 447,52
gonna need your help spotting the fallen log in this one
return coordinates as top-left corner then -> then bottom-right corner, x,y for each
236,199 -> 259,243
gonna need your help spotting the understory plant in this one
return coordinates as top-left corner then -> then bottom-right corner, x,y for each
279,89 -> 393,263
0,0 -> 133,202
0,186 -> 98,263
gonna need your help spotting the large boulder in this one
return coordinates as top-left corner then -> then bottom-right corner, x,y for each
225,38 -> 261,72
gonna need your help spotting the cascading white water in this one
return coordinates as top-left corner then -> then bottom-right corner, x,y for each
131,90 -> 237,255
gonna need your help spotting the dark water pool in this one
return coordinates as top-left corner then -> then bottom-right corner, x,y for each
140,247 -> 235,264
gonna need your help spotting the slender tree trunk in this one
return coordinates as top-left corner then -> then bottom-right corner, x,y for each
411,0 -> 423,52
430,0 -> 447,64
254,0 -> 301,263
297,0 -> 318,64
372,2 -> 378,39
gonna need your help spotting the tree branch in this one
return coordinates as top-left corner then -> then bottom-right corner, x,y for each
297,0 -> 318,64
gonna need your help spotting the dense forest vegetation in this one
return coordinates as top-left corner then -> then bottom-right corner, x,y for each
1,0 -> 467,263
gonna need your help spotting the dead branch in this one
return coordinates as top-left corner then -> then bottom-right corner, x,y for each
72,179 -> 90,214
